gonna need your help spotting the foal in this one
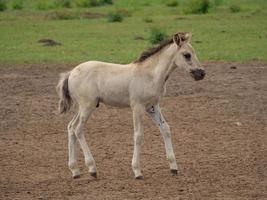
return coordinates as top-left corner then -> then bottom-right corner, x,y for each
57,32 -> 205,179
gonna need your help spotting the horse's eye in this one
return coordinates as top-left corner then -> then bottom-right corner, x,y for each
183,53 -> 191,61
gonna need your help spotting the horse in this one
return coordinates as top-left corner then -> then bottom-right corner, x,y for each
57,32 -> 205,180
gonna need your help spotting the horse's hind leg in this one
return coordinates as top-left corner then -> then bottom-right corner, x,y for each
75,105 -> 97,178
68,113 -> 80,178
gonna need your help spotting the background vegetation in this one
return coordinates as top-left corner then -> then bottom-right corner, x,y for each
0,0 -> 266,64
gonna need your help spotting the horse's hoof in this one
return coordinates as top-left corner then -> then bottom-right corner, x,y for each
135,175 -> 144,180
90,172 -> 97,178
73,174 -> 81,179
170,169 -> 178,176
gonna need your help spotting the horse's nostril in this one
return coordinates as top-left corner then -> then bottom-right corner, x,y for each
190,69 -> 197,75
190,69 -> 205,80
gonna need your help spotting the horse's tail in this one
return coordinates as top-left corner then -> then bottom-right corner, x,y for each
56,72 -> 73,114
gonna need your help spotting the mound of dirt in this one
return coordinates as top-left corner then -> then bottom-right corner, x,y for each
82,12 -> 106,19
38,39 -> 62,46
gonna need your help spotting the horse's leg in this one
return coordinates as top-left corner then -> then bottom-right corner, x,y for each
68,113 -> 80,178
75,105 -> 97,177
147,104 -> 178,175
131,104 -> 145,179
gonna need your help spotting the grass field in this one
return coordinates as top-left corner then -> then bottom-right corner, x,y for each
0,0 -> 267,64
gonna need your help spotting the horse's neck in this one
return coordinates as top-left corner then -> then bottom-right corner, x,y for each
132,44 -> 177,94
152,44 -> 177,85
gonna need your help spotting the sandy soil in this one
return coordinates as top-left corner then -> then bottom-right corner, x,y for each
0,62 -> 266,200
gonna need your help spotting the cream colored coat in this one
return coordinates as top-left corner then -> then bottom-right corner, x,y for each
57,32 -> 205,179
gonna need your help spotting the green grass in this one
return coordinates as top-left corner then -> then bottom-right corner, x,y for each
0,0 -> 267,64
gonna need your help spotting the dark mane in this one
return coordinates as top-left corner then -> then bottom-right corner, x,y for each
134,38 -> 174,63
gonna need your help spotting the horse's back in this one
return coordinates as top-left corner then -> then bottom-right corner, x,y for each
68,61 -> 133,107
74,61 -> 129,72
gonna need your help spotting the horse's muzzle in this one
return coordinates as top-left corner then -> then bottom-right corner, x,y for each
190,69 -> 206,81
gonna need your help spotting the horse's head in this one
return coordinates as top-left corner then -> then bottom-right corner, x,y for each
172,32 -> 205,81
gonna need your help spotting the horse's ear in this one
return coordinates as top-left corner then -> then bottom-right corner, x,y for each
173,32 -> 191,46
182,32 -> 191,42
173,33 -> 181,46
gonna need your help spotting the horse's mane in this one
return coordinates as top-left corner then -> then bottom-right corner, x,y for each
134,38 -> 174,63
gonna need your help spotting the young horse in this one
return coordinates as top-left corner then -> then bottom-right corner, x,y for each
57,32 -> 205,179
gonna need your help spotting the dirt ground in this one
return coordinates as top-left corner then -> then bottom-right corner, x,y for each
0,62 -> 266,200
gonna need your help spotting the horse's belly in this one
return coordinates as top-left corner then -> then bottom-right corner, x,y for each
102,99 -> 129,107
101,96 -> 130,107
100,89 -> 130,107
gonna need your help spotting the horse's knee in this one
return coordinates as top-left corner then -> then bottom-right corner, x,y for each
75,127 -> 83,138
134,132 -> 144,146
161,123 -> 171,138
75,118 -> 86,138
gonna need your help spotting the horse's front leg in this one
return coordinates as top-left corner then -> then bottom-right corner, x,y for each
131,104 -> 145,179
147,104 -> 178,175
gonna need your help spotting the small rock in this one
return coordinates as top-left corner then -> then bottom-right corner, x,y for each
234,122 -> 242,126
